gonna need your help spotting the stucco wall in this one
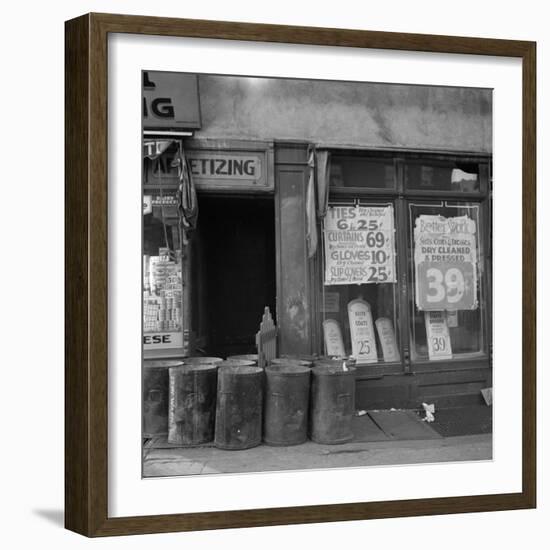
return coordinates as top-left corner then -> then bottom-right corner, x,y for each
195,75 -> 492,153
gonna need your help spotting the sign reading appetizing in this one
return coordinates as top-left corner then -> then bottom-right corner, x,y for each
324,205 -> 396,285
186,150 -> 269,190
414,214 -> 478,311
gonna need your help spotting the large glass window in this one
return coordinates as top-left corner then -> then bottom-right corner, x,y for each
408,201 -> 486,361
320,201 -> 400,364
318,151 -> 490,369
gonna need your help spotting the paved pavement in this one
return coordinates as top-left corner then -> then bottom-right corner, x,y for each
143,433 -> 492,477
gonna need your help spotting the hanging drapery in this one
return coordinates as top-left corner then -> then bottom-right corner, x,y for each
306,146 -> 318,258
315,149 -> 331,219
306,148 -> 332,258
173,141 -> 198,245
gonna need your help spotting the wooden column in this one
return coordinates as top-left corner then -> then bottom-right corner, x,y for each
274,143 -> 312,355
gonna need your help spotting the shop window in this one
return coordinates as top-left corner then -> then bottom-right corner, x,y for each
408,201 -> 486,361
320,201 -> 400,364
405,160 -> 480,193
330,156 -> 396,190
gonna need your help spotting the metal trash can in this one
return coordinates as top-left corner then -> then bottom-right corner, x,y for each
264,364 -> 311,446
143,360 -> 183,437
310,364 -> 356,444
168,364 -> 218,446
215,366 -> 263,450
227,354 -> 259,365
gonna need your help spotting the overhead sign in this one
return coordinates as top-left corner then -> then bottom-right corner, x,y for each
143,71 -> 201,130
324,205 -> 396,286
186,150 -> 270,190
414,214 -> 478,311
144,148 -> 272,191
348,299 -> 378,364
375,318 -> 400,362
323,319 -> 346,357
425,311 -> 452,360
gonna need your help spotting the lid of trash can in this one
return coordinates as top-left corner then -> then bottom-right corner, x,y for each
266,364 -> 311,376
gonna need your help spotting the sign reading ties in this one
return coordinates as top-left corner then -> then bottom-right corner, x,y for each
348,299 -> 378,364
414,214 -> 478,311
425,311 -> 453,360
323,319 -> 346,357
324,205 -> 396,286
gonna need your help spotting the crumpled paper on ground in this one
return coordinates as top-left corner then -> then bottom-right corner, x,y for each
422,402 -> 435,422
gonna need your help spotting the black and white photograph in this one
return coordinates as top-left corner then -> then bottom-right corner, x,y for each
141,71 -> 493,478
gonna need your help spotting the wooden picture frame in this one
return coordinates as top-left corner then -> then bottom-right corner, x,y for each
65,12 -> 536,537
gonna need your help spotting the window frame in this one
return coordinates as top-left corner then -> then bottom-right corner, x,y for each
314,149 -> 492,376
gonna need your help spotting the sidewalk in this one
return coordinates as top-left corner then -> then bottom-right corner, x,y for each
143,409 -> 492,477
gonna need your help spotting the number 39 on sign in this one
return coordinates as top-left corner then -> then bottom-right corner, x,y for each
416,261 -> 477,311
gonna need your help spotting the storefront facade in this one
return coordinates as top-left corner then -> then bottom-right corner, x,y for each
143,72 -> 492,410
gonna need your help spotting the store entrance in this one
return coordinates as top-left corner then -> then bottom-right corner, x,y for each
192,195 -> 276,358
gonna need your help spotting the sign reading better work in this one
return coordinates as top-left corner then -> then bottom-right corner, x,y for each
324,205 -> 396,285
414,214 -> 478,311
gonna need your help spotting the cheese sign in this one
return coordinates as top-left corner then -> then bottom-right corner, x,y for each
144,331 -> 183,351
414,214 -> 478,311
323,319 -> 346,357
375,317 -> 400,362
425,311 -> 452,360
324,205 -> 396,286
348,299 -> 378,364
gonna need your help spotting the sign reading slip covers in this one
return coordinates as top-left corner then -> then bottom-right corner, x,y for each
324,205 -> 396,286
414,214 -> 478,311
348,299 -> 378,364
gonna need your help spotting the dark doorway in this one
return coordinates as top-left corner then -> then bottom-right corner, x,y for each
192,195 -> 276,358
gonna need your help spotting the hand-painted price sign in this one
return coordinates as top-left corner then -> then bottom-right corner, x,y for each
414,214 -> 478,311
348,299 -> 378,364
324,205 -> 396,285
424,311 -> 452,360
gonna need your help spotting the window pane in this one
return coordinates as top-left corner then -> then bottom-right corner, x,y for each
408,202 -> 486,361
330,156 -> 395,189
321,201 -> 399,364
405,160 -> 480,193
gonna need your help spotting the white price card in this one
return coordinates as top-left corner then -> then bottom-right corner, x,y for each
323,319 -> 346,357
375,317 -> 400,362
348,299 -> 378,364
425,311 -> 453,360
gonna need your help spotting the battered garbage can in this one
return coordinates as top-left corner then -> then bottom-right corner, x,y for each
310,364 -> 356,444
215,366 -> 263,450
143,360 -> 183,437
168,364 -> 218,446
264,364 -> 311,446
